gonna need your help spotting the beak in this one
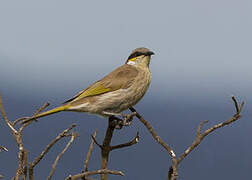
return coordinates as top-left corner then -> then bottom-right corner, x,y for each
146,51 -> 155,56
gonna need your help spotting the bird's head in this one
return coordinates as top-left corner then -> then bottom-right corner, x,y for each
126,47 -> 154,67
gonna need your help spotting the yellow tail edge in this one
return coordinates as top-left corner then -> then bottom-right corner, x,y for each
33,105 -> 69,119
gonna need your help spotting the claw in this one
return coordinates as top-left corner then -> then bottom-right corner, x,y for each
123,112 -> 137,123
109,112 -> 137,129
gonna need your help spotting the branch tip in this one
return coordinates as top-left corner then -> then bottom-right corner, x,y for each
231,96 -> 240,114
91,135 -> 103,149
0,146 -> 8,152
239,101 -> 245,112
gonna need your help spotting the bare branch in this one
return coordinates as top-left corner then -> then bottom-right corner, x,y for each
65,169 -> 125,180
239,101 -> 245,112
196,120 -> 208,138
0,94 -> 26,179
91,134 -> 103,149
92,116 -> 138,180
129,107 -> 176,158
110,132 -> 139,151
0,146 -> 8,152
232,96 -> 240,114
29,124 -> 76,180
129,107 -> 178,180
14,102 -> 50,126
47,132 -> 78,180
130,96 -> 244,180
178,108 -> 243,164
100,117 -> 116,180
22,150 -> 28,180
81,131 -> 98,180
16,150 -> 25,180
0,94 -> 18,134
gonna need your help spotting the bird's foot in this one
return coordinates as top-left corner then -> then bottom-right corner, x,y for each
122,112 -> 137,126
109,112 -> 137,129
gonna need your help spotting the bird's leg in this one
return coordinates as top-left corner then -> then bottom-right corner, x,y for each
102,111 -> 137,129
109,116 -> 124,129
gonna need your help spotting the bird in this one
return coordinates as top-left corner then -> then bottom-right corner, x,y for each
23,47 -> 154,123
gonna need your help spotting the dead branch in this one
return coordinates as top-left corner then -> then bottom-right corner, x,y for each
0,95 -> 53,180
47,132 -> 78,180
0,94 -> 18,135
29,124 -> 76,180
130,96 -> 244,180
0,146 -> 8,152
22,150 -> 28,180
0,94 -> 25,179
81,131 -> 98,180
100,117 -> 116,180
91,134 -> 103,149
110,132 -> 139,151
19,102 -> 51,125
65,169 -> 125,180
129,107 -> 176,158
1,94 -> 79,180
91,116 -> 139,180
14,102 -> 50,126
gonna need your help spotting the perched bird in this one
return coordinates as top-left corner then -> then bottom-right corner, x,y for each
25,47 -> 154,122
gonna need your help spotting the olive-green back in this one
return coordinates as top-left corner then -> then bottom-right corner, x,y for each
64,64 -> 139,103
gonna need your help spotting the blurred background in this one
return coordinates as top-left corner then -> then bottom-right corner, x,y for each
0,0 -> 251,179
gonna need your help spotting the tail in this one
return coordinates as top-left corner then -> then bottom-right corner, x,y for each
30,105 -> 69,120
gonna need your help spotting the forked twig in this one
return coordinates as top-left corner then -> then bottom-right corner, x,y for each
110,132 -> 139,151
130,96 -> 244,180
91,134 -> 103,149
14,102 -> 50,126
29,124 -> 77,180
47,132 -> 78,180
1,94 -> 79,180
91,116 -> 139,180
0,146 -> 8,152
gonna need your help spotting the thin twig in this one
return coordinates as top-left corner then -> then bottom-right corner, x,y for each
110,132 -> 139,151
177,116 -> 241,164
0,146 -> 8,152
0,94 -> 25,179
65,169 -> 124,180
239,101 -> 245,112
129,107 -> 176,158
47,132 -> 78,180
91,134 -> 103,149
177,97 -> 244,164
81,131 -> 98,180
14,102 -> 50,126
130,96 -> 244,180
29,124 -> 76,180
196,120 -> 208,138
0,94 -> 18,134
232,96 -> 240,113
129,107 -> 178,180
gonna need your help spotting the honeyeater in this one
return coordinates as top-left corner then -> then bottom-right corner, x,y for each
25,47 -> 154,121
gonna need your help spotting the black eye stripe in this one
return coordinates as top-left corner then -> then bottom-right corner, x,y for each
127,52 -> 145,60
